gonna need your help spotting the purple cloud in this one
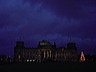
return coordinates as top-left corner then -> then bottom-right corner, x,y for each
0,0 -> 96,58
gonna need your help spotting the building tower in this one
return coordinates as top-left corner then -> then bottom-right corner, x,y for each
67,43 -> 77,50
14,41 -> 25,61
54,42 -> 56,48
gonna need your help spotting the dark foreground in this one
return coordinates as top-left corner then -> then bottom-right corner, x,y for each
0,62 -> 96,72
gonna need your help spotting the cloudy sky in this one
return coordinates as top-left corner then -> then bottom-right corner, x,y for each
0,0 -> 96,58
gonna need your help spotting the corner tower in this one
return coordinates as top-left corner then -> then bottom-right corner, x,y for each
14,41 -> 25,61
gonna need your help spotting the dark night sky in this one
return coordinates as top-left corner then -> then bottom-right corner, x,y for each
0,0 -> 96,58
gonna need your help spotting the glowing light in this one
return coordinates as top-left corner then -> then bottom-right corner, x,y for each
27,60 -> 29,62
30,60 -> 32,62
18,55 -> 21,59
44,51 -> 46,58
50,51 -> 51,58
40,43 -> 45,45
62,48 -> 64,51
38,54 -> 40,57
47,51 -> 49,58
80,51 -> 85,62
33,60 -> 35,62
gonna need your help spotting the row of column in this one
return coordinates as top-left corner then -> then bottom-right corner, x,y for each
43,50 -> 52,59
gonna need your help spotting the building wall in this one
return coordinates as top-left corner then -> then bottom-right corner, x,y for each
14,41 -> 78,62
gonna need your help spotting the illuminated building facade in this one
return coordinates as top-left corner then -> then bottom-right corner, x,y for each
14,40 -> 78,62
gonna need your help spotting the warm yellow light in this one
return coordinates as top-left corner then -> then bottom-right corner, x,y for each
38,54 -> 40,57
44,51 -> 46,58
30,60 -> 32,62
80,51 -> 85,62
18,55 -> 21,59
62,48 -> 64,51
50,51 -> 51,58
